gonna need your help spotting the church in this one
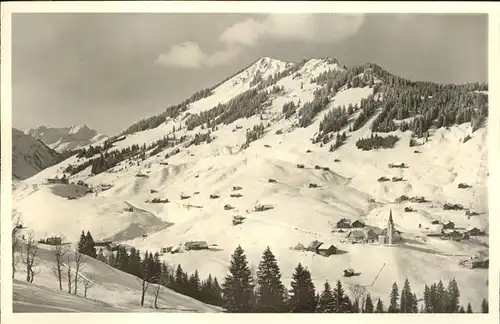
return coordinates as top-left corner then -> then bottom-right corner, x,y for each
379,209 -> 402,245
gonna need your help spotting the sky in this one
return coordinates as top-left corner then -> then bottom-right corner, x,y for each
12,13 -> 487,136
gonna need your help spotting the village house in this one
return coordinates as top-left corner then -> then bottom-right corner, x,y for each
347,230 -> 366,244
44,236 -> 62,245
336,218 -> 352,229
47,175 -> 69,185
306,240 -> 323,252
459,255 -> 489,269
160,247 -> 173,254
305,240 -> 337,257
232,215 -> 245,226
442,221 -> 455,230
431,220 -> 441,225
346,228 -> 379,244
447,230 -> 463,242
184,241 -> 209,251
316,243 -> 338,257
352,220 -> 365,228
468,227 -> 485,236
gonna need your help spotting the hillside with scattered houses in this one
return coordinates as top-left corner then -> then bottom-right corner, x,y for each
13,56 -> 488,312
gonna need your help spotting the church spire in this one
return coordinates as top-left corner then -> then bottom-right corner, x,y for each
388,209 -> 393,224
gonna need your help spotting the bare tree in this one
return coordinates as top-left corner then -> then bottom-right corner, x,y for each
152,268 -> 169,309
12,214 -> 24,279
52,239 -> 69,291
20,231 -> 39,283
138,274 -> 153,307
73,250 -> 86,295
153,284 -> 161,309
82,274 -> 96,298
66,255 -> 73,294
348,283 -> 367,313
137,261 -> 153,307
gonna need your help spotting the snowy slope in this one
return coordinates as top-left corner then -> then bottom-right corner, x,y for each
27,125 -> 108,153
13,245 -> 221,312
12,128 -> 63,180
13,57 -> 489,311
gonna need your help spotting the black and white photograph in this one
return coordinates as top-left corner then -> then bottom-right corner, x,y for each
2,3 -> 495,317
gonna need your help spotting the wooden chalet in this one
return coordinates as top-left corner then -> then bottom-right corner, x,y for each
442,221 -> 455,230
185,241 -> 209,251
316,243 -> 338,257
336,218 -> 352,229
47,175 -> 69,185
352,220 -> 365,228
468,227 -> 485,236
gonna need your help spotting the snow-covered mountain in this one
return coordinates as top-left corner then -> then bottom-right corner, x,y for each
26,125 -> 107,153
12,128 -> 63,180
13,56 -> 489,312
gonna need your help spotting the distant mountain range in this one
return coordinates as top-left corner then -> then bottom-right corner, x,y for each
26,125 -> 107,153
12,128 -> 63,180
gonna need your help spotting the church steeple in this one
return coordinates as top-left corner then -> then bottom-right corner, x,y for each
387,209 -> 394,245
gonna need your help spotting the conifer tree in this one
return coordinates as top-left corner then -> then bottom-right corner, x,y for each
85,231 -> 97,258
481,298 -> 488,313
375,298 -> 384,313
316,281 -> 335,313
189,270 -> 201,299
400,278 -> 414,313
288,263 -> 317,312
411,293 -> 418,313
202,274 -> 213,303
255,247 -> 287,312
97,248 -> 106,263
77,231 -> 87,254
221,245 -> 255,312
363,293 -> 374,313
435,280 -> 446,313
445,278 -> 460,313
429,283 -> 438,313
459,306 -> 465,313
351,299 -> 360,313
388,282 -> 399,313
175,264 -> 185,294
466,302 -> 473,313
423,284 -> 432,313
212,277 -> 223,306
128,247 -> 142,278
332,280 -> 352,313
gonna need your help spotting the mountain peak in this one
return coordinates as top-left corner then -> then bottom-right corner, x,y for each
25,124 -> 107,153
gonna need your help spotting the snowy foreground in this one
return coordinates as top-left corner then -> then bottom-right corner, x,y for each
13,57 -> 488,312
13,245 -> 221,312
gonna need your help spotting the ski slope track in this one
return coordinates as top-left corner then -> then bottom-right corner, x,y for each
13,57 -> 489,312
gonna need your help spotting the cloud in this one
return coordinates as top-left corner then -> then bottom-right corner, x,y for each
156,41 -> 207,68
220,14 -> 365,46
157,14 -> 365,69
156,41 -> 242,69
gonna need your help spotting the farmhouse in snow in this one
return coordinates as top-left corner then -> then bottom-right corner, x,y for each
47,175 -> 69,185
184,241 -> 209,251
336,218 -> 352,229
306,240 -> 338,257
